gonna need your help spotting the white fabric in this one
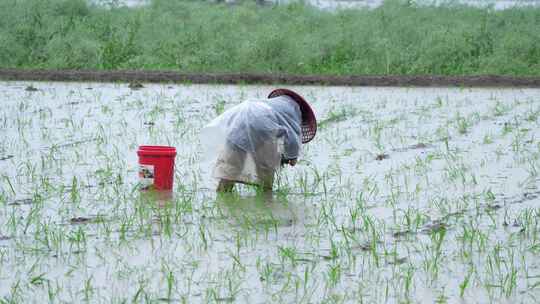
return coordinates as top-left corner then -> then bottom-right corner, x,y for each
200,96 -> 302,184
212,139 -> 278,184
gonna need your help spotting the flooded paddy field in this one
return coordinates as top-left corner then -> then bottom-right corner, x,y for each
1,81 -> 540,303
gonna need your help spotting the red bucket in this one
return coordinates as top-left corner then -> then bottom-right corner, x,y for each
137,145 -> 177,190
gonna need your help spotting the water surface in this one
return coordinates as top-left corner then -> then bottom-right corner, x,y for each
0,81 -> 539,302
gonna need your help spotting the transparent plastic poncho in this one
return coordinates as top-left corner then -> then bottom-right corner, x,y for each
201,96 -> 302,184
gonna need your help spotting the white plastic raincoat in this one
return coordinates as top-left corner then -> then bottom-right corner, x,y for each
201,95 -> 302,185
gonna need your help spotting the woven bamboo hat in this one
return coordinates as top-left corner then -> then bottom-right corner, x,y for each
268,88 -> 317,144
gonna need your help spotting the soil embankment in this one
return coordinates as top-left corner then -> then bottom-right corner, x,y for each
1,69 -> 540,87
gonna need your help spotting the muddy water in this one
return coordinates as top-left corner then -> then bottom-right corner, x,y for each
0,81 -> 539,303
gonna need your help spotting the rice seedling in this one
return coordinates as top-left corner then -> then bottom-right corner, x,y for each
0,82 -> 539,302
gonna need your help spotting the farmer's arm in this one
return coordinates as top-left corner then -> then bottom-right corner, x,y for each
266,96 -> 302,164
282,128 -> 300,161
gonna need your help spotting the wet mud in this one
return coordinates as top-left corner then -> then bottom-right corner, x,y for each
1,69 -> 540,87
0,155 -> 13,161
8,198 -> 35,206
375,153 -> 390,160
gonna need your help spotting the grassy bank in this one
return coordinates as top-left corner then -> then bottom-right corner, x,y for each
0,0 -> 539,76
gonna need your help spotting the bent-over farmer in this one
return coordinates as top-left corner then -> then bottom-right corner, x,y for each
202,89 -> 317,192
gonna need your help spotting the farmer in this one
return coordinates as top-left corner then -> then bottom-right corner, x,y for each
202,89 -> 317,193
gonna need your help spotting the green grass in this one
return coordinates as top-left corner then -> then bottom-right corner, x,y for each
0,0 -> 539,76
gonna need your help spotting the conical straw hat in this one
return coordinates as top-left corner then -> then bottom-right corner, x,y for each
268,88 -> 317,144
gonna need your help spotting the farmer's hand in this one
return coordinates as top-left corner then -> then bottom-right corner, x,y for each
280,156 -> 297,167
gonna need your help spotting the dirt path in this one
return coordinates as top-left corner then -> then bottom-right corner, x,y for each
1,69 -> 539,87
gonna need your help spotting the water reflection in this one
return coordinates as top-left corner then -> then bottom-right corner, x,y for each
139,190 -> 174,208
215,192 -> 300,228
